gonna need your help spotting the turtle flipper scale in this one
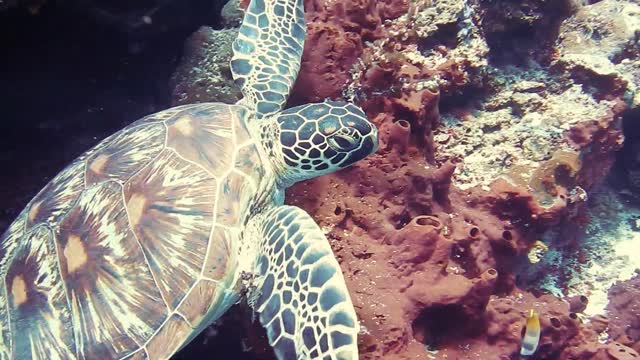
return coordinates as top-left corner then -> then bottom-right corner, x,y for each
252,205 -> 359,360
231,0 -> 306,120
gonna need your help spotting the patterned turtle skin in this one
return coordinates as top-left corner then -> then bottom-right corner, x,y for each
0,0 -> 378,359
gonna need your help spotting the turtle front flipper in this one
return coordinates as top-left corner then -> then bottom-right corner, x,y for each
250,205 -> 359,360
231,0 -> 306,120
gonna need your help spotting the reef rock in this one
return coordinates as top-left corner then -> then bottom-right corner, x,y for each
435,65 -> 625,205
472,0 -> 575,61
554,0 -> 640,108
606,275 -> 640,352
170,27 -> 241,106
220,0 -> 245,28
288,0 -> 410,103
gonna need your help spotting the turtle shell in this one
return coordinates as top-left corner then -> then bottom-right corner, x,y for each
0,103 -> 268,359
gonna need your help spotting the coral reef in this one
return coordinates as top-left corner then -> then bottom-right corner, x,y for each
554,0 -> 640,107
170,27 -> 241,106
289,0 -> 636,358
472,0 -> 575,62
220,0 -> 244,28
289,0 -> 410,103
607,275 -> 640,353
162,0 -> 640,358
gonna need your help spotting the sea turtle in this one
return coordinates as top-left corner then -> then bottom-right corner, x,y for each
0,0 -> 378,359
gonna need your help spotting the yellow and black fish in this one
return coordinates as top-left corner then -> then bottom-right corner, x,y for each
520,309 -> 541,356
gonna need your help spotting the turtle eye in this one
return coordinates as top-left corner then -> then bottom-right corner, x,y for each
328,133 -> 358,152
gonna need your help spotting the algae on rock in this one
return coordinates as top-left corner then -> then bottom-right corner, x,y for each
170,27 -> 241,106
554,0 -> 640,108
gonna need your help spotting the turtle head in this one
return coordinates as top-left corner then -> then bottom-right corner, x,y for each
267,100 -> 378,186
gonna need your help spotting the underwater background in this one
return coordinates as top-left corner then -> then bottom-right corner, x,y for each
1,0 -> 640,359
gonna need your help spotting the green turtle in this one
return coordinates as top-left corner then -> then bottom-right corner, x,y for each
0,0 -> 378,359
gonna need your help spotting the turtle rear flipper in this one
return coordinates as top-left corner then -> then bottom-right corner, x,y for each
231,0 -> 306,120
250,205 -> 359,360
